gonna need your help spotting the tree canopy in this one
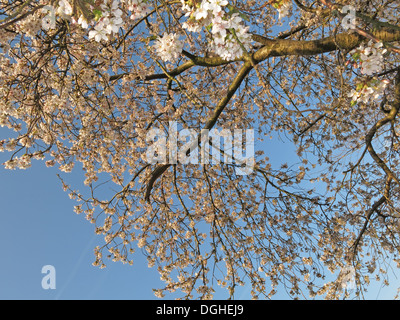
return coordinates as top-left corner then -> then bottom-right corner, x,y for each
1,0 -> 400,299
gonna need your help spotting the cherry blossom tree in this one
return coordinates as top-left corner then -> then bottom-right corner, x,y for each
1,0 -> 400,299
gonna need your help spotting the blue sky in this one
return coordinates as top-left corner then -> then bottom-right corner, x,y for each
0,150 -> 168,299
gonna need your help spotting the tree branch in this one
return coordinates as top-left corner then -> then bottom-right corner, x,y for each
351,176 -> 392,258
364,71 -> 400,186
143,26 -> 400,202
144,61 -> 253,202
252,28 -> 400,61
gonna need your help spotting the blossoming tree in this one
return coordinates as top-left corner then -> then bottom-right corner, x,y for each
1,0 -> 400,299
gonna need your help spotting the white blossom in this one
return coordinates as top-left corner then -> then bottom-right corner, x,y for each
87,0 -> 124,41
276,1 -> 292,20
154,33 -> 184,63
78,15 -> 89,29
89,22 -> 109,42
348,78 -> 389,105
126,0 -> 152,20
351,40 -> 388,76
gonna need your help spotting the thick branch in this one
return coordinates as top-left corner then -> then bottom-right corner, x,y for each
143,27 -> 400,202
252,28 -> 400,61
113,27 -> 400,83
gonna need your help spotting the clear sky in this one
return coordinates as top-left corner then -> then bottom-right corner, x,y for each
0,148 -> 165,299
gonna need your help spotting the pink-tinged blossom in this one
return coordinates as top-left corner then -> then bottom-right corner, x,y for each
41,15 -> 56,31
182,19 -> 203,32
106,16 -> 123,33
211,16 -> 228,38
126,0 -> 152,20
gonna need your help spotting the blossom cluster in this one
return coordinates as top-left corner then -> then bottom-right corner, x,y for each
349,40 -> 388,76
43,0 -> 253,61
154,33 -> 184,63
43,0 -> 125,41
3,155 -> 32,170
124,0 -> 152,20
179,0 -> 252,61
88,0 -> 124,42
347,41 -> 389,105
152,0 -> 254,62
348,78 -> 389,106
